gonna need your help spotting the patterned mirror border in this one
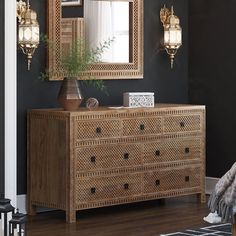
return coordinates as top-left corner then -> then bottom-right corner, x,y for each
47,0 -> 143,80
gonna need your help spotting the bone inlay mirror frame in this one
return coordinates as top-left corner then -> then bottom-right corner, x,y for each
47,0 -> 143,80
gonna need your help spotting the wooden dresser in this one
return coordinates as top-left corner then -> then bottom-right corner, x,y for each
27,104 -> 206,223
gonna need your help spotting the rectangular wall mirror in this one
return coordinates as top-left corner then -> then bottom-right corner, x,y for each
47,0 -> 143,80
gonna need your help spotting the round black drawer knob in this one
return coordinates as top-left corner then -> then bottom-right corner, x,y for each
90,156 -> 96,163
185,148 -> 190,154
180,122 -> 185,127
91,187 -> 96,194
124,183 -> 129,190
185,176 -> 190,182
140,124 -> 145,131
155,180 -> 160,186
155,150 -> 161,156
124,153 -> 129,160
96,127 -> 102,134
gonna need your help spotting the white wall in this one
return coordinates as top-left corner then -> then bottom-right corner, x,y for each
4,0 -> 17,207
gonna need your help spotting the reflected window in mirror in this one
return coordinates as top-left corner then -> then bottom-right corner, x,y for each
84,1 -> 130,63
47,0 -> 143,80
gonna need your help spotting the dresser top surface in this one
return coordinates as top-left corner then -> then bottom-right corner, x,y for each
28,103 -> 205,115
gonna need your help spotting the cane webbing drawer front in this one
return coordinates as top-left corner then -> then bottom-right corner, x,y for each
163,115 -> 201,134
143,166 -> 201,194
122,117 -> 162,136
76,173 -> 142,203
27,104 -> 205,223
76,144 -> 142,171
75,119 -> 120,140
143,138 -> 201,164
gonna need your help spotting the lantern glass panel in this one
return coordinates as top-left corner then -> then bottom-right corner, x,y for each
171,29 -> 178,45
176,29 -> 182,44
24,27 -> 32,41
32,26 -> 39,42
18,27 -> 24,41
164,30 -> 170,45
164,28 -> 182,47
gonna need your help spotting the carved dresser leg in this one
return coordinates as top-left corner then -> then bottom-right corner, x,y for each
197,193 -> 206,203
27,202 -> 36,216
66,210 -> 76,223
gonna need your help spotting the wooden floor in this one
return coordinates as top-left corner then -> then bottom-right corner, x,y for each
27,195 -> 212,236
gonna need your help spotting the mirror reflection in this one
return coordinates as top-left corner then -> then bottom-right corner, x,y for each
84,1 -> 130,63
48,0 -> 143,80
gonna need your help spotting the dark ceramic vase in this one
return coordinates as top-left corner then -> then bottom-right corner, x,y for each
57,77 -> 83,111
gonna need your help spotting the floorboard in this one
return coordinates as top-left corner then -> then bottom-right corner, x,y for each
27,195 -> 211,236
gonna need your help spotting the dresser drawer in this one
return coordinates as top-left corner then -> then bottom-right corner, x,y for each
163,115 -> 201,134
76,174 -> 142,203
143,138 -> 201,164
75,119 -> 120,140
76,144 -> 142,171
143,166 -> 201,194
122,117 -> 162,136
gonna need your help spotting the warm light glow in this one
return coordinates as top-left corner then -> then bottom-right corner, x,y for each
164,28 -> 182,47
32,26 -> 39,41
17,0 -> 40,70
160,5 -> 182,68
18,27 -> 24,41
18,25 -> 39,43
24,27 -> 31,41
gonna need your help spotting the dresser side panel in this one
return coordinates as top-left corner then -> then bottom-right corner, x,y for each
28,112 -> 67,210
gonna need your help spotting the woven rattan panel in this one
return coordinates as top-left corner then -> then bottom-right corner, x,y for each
76,144 -> 142,171
143,166 -> 201,194
122,117 -> 162,136
143,138 -> 201,164
163,115 -> 201,133
76,173 -> 142,203
75,119 -> 120,140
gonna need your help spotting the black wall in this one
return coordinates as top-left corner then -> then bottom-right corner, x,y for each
189,0 -> 236,177
0,0 -> 4,198
17,0 -> 188,194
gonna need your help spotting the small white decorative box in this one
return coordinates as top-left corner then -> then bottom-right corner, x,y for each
123,92 -> 155,108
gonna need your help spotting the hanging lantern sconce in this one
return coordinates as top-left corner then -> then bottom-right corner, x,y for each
16,0 -> 40,71
160,5 -> 182,69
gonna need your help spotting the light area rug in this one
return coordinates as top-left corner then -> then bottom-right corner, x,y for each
160,223 -> 231,236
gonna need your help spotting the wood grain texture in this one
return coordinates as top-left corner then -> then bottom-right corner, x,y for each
27,104 -> 206,223
233,215 -> 236,236
27,114 -> 67,212
26,196 -> 212,236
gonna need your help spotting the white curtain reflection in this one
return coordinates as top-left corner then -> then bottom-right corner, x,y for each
84,0 -> 129,63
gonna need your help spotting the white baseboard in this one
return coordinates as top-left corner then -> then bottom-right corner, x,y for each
17,177 -> 219,214
17,195 -> 55,214
17,194 -> 27,214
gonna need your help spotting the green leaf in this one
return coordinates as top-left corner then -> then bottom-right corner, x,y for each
39,34 -> 114,95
